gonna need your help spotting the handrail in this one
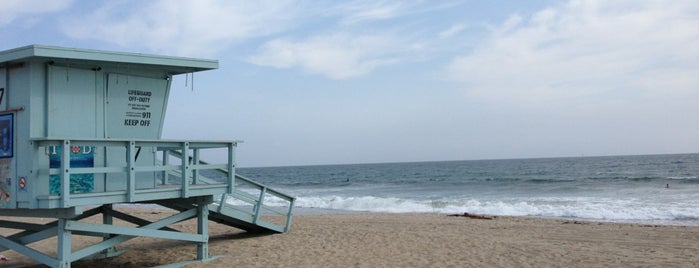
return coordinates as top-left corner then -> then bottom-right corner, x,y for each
164,150 -> 295,232
164,150 -> 296,202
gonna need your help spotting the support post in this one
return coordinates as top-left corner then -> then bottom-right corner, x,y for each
57,218 -> 72,268
30,140 -> 41,209
161,150 -> 169,185
181,142 -> 190,198
101,204 -> 118,257
192,148 -> 200,184
285,198 -> 295,232
253,187 -> 266,224
196,200 -> 209,260
126,141 -> 136,202
227,142 -> 235,194
60,140 -> 71,207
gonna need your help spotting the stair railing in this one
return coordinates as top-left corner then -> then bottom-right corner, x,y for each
161,150 -> 295,232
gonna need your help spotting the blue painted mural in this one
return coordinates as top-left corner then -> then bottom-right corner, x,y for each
49,146 -> 94,195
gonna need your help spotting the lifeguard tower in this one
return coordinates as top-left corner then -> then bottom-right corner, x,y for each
0,45 -> 295,267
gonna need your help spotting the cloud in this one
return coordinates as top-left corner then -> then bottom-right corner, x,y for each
331,1 -> 465,26
0,0 -> 72,27
446,0 -> 699,104
330,1 -> 413,25
439,23 -> 467,39
246,1 -> 463,80
61,0 -> 303,57
248,33 -> 415,79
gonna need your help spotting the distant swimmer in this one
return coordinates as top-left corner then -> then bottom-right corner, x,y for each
665,183 -> 669,189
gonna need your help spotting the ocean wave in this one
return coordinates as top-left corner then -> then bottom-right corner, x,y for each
666,176 -> 698,180
270,176 -> 671,188
582,176 -> 664,182
288,195 -> 699,224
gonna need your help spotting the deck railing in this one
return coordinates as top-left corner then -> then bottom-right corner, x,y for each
30,138 -> 295,232
32,139 -> 235,207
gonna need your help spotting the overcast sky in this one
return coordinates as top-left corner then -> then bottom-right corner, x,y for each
2,0 -> 698,167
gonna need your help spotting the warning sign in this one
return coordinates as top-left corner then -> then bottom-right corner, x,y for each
106,73 -> 167,139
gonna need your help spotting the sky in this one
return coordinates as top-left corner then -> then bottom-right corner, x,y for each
2,0 -> 698,167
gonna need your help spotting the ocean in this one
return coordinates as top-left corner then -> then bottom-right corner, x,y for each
237,153 -> 699,226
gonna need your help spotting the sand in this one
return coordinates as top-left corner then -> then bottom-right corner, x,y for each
1,209 -> 699,267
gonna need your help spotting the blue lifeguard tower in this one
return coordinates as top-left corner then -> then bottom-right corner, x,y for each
0,45 -> 295,267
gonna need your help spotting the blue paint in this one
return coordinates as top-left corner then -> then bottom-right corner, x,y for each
49,146 -> 94,195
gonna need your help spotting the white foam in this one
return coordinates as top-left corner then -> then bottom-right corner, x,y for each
292,195 -> 699,225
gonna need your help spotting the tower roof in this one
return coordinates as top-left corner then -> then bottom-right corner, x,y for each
0,45 -> 218,75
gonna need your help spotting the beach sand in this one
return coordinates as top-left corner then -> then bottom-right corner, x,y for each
2,209 -> 699,267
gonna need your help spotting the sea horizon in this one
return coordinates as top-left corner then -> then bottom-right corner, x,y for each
238,151 -> 699,169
